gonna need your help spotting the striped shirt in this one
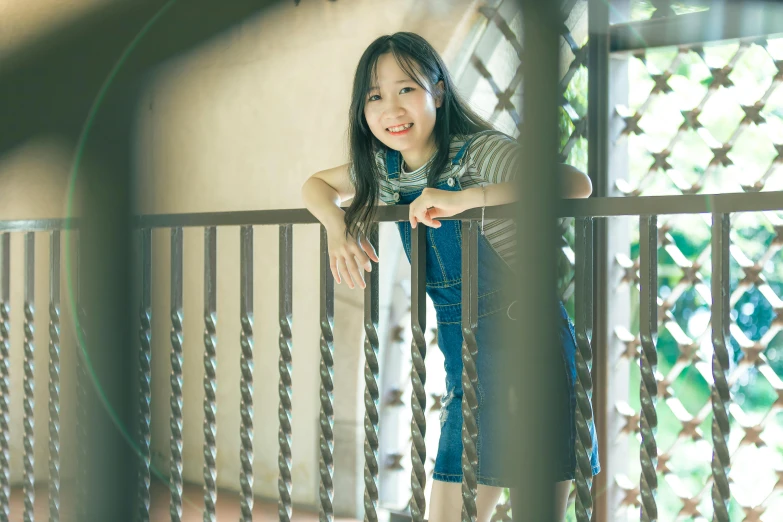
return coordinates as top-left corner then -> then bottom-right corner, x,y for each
357,130 -> 520,267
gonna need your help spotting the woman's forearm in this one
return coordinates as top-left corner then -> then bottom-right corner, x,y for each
301,177 -> 346,233
458,165 -> 593,210
458,183 -> 516,210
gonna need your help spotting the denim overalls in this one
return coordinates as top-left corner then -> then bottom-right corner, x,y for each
384,134 -> 600,485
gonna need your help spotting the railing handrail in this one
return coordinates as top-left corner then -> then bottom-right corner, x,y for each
610,2 -> 783,53
2,191 -> 782,231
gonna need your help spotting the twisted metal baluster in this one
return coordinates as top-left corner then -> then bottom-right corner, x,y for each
0,234 -> 10,521
239,226 -> 254,521
48,231 -> 62,521
203,227 -> 218,522
319,225 -> 335,522
410,225 -> 427,522
75,345 -> 88,522
460,221 -> 479,522
169,227 -> 184,522
711,213 -> 732,522
75,349 -> 88,516
639,216 -> 659,522
75,234 -> 88,522
278,225 -> 293,522
138,229 -> 152,522
574,218 -> 596,522
363,224 -> 380,522
23,232 -> 35,522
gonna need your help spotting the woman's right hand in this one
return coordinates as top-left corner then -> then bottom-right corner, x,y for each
327,223 -> 379,290
301,164 -> 377,289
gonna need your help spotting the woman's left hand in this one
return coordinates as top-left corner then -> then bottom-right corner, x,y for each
409,188 -> 468,229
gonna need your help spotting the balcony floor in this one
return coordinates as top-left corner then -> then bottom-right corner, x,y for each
10,482 -> 360,521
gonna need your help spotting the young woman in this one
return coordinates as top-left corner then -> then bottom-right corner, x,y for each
301,32 -> 599,521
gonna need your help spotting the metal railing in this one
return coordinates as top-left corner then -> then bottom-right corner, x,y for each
1,189 -> 781,521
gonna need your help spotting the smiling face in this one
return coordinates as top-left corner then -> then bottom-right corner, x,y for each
363,53 -> 443,170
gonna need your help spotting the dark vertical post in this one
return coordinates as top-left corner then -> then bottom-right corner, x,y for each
588,0 -> 610,199
0,233 -> 10,520
363,223 -> 380,522
587,0 -> 610,516
203,227 -> 218,521
506,1 -> 561,520
409,225 -> 427,522
319,225 -> 335,522
23,232 -> 35,522
639,216 -> 659,522
711,213 -> 731,522
460,221 -> 479,522
591,1 -> 632,518
48,230 -> 62,522
239,225 -> 254,521
78,84 -> 136,522
137,228 -> 152,522
279,224 -> 294,522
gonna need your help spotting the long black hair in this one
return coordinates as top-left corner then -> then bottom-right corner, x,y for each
345,32 -> 492,241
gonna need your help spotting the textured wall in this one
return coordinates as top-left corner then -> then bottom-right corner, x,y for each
0,0 -> 479,517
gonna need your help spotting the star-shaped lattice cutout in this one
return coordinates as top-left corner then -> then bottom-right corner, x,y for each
710,144 -> 734,168
650,150 -> 674,172
616,476 -> 641,508
741,103 -> 767,126
708,65 -> 735,90
390,325 -> 405,344
650,72 -> 674,95
622,113 -> 644,136
385,453 -> 404,471
386,388 -> 405,407
680,108 -> 704,131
